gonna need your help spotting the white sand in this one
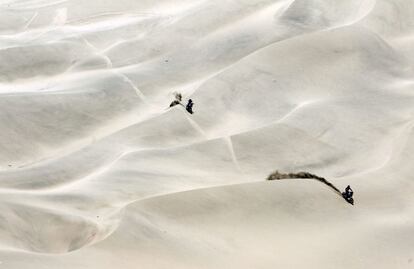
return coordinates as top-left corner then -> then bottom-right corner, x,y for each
0,0 -> 413,268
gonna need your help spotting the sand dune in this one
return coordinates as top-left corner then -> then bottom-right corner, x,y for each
0,0 -> 413,268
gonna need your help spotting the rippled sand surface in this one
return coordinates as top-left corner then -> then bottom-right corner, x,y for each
0,1 -> 413,268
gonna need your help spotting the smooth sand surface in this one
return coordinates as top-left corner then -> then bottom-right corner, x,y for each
0,0 -> 413,268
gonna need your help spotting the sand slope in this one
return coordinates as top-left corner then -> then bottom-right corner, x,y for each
0,0 -> 413,268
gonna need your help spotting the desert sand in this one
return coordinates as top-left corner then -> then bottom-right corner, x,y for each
0,0 -> 413,268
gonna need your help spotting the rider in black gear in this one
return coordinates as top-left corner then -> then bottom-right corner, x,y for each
186,99 -> 194,114
345,185 -> 353,197
342,185 -> 354,205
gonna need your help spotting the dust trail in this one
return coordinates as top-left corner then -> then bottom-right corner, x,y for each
267,171 -> 345,199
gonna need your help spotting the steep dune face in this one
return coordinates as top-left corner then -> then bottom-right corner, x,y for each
0,74 -> 148,167
0,0 -> 413,268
